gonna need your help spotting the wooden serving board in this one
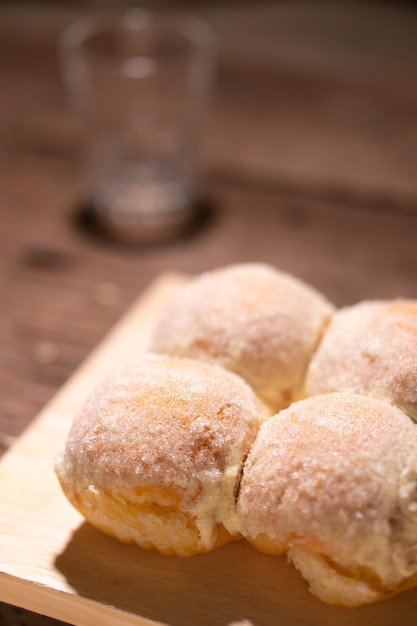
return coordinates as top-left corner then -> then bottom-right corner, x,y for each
1,273 -> 417,626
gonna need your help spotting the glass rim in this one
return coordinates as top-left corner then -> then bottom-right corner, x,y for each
59,8 -> 216,57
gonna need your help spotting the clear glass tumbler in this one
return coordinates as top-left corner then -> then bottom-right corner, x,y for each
60,9 -> 215,243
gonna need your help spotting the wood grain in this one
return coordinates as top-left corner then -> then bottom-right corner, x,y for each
1,273 -> 417,626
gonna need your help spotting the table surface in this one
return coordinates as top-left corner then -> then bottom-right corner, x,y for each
1,1 -> 417,624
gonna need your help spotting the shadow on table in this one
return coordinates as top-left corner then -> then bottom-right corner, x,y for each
55,521 -> 417,626
72,196 -> 217,251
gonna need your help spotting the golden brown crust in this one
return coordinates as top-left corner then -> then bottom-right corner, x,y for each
150,263 -> 334,412
237,393 -> 417,606
54,354 -> 269,556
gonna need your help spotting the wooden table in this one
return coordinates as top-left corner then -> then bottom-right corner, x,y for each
1,2 -> 417,624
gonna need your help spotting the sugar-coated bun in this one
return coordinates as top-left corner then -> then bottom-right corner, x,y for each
54,354 -> 269,556
305,299 -> 417,421
150,263 -> 334,412
237,393 -> 417,606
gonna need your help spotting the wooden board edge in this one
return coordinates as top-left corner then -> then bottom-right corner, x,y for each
0,572 -> 164,626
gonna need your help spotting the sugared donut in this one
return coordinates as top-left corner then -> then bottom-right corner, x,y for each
305,299 -> 417,421
54,354 -> 269,556
237,393 -> 417,606
150,263 -> 334,412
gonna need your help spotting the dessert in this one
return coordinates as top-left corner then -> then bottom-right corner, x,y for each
305,299 -> 417,421
150,263 -> 334,412
237,393 -> 417,606
54,353 -> 269,556
54,264 -> 417,608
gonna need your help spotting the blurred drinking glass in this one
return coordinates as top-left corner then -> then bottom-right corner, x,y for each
60,9 -> 215,243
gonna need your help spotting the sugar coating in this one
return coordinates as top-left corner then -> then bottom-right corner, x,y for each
237,393 -> 417,602
55,354 -> 269,549
305,299 -> 417,421
150,263 -> 334,411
